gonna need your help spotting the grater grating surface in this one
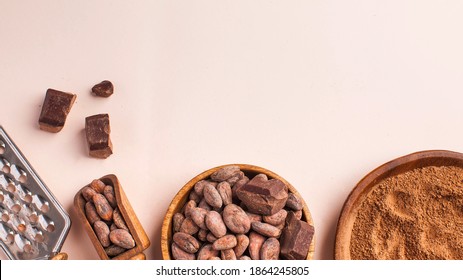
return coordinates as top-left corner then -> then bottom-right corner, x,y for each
0,126 -> 71,259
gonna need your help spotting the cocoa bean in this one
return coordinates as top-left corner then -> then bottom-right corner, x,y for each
292,210 -> 303,220
212,206 -> 223,213
198,229 -> 208,241
207,232 -> 218,243
234,234 -> 249,257
221,248 -> 237,260
172,243 -> 195,260
212,234 -> 237,250
189,207 -> 208,230
285,193 -> 303,211
210,166 -> 241,182
173,213 -> 185,233
260,237 -> 280,260
275,222 -> 285,230
105,244 -> 126,257
197,244 -> 219,260
248,231 -> 266,260
226,171 -> 244,186
110,223 -> 118,231
183,200 -> 197,218
92,193 -> 113,221
217,181 -> 232,206
194,180 -> 216,196
113,208 -> 129,231
246,212 -> 262,223
203,184 -> 223,209
239,255 -> 251,260
85,201 -> 101,225
180,217 -> 200,235
254,174 -> 268,180
208,257 -> 221,260
189,191 -> 201,204
109,229 -> 135,249
90,179 -> 106,193
173,232 -> 200,253
251,222 -> 281,238
82,186 -> 98,201
198,198 -> 212,211
103,185 -> 117,208
263,209 -> 287,226
94,221 -> 111,247
205,211 -> 226,238
222,204 -> 251,234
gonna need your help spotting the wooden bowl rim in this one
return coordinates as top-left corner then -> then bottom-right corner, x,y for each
161,163 -> 315,260
334,150 -> 463,259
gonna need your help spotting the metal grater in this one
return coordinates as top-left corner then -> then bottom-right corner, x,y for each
0,126 -> 71,259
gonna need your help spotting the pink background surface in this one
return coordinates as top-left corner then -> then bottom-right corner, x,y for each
1,1 -> 463,260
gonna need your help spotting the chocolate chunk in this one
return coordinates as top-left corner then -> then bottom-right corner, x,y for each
236,175 -> 288,215
280,212 -> 314,260
85,114 -> 113,159
92,80 -> 114,97
38,89 -> 76,132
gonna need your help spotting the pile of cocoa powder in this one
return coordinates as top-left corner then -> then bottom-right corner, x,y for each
350,166 -> 463,259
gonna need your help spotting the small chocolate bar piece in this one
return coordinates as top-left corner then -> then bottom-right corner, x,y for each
236,175 -> 288,215
85,114 -> 113,159
92,80 -> 114,97
280,212 -> 314,260
38,89 -> 76,132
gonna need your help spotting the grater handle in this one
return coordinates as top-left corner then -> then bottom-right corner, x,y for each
50,252 -> 68,260
129,253 -> 146,260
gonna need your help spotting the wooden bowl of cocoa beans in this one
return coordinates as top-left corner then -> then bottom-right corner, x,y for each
161,164 -> 315,260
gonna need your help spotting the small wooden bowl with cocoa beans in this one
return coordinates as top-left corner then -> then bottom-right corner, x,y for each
74,174 -> 150,260
161,164 -> 315,260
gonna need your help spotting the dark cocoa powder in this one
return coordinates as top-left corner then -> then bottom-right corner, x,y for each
351,166 -> 463,259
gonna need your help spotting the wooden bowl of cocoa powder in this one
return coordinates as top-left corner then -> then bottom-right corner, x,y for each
335,150 -> 463,260
161,164 -> 315,260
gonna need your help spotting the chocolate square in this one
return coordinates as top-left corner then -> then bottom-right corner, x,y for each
236,175 -> 288,215
85,114 -> 113,159
280,212 -> 314,260
38,89 -> 76,132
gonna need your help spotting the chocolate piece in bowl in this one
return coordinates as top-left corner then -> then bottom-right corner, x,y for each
280,212 -> 314,260
236,175 -> 288,215
85,114 -> 113,159
38,88 -> 76,132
